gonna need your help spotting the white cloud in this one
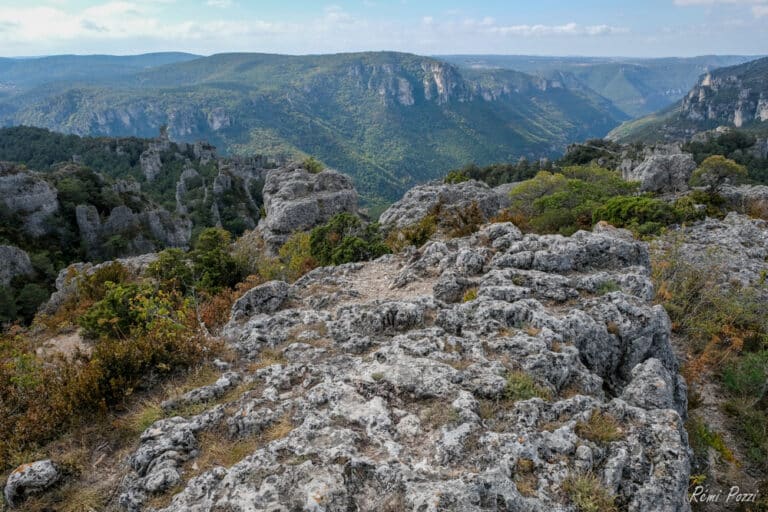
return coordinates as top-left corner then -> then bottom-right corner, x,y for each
206,0 -> 233,7
753,4 -> 768,14
483,21 -> 628,37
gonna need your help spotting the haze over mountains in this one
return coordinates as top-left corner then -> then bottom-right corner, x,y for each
441,54 -> 757,118
0,51 -> 762,204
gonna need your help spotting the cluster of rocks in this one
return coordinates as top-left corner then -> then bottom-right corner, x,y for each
76,204 -> 192,261
109,219 -> 691,511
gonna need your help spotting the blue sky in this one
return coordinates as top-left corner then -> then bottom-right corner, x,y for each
0,0 -> 765,57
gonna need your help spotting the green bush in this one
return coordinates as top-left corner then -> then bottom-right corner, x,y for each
147,248 -> 194,293
192,228 -> 241,292
593,195 -> 704,235
79,282 -> 144,339
309,213 -> 389,266
444,170 -> 470,184
301,156 -> 324,174
0,285 -> 16,324
689,155 -> 748,193
508,167 -> 637,235
722,350 -> 768,398
443,160 -> 544,187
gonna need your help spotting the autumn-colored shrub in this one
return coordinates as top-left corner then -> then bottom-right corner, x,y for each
0,288 -> 215,470
385,213 -> 437,252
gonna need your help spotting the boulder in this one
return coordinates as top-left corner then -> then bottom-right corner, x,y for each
719,184 -> 768,218
0,245 -> 33,287
379,180 -> 505,230
257,168 -> 359,254
4,460 -> 60,508
622,153 -> 696,193
230,280 -> 290,321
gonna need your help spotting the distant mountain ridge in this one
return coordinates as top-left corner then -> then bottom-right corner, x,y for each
609,56 -> 768,142
0,51 -> 626,204
441,54 -> 759,118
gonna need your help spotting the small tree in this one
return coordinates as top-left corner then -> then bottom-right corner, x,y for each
689,155 -> 748,193
192,228 -> 240,292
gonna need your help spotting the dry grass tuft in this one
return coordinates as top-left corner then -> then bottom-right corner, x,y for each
562,472 -> 617,512
575,410 -> 623,444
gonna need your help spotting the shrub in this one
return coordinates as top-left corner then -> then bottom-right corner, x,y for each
507,167 -> 637,235
301,156 -> 324,174
0,285 -> 16,325
233,231 -> 316,283
147,248 -> 194,294
385,214 -> 437,252
14,283 -> 50,323
652,244 -> 768,361
722,350 -> 768,399
79,262 -> 129,302
0,289 -> 214,470
309,213 -> 389,266
192,228 -> 241,293
441,200 -> 485,238
689,155 -> 748,193
721,351 -> 768,465
593,195 -> 703,235
653,243 -> 768,470
462,288 -> 478,302
444,170 -> 470,184
79,283 -> 143,339
443,161 -> 543,187
278,231 -> 318,281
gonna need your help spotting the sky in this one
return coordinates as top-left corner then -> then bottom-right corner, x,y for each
0,0 -> 766,58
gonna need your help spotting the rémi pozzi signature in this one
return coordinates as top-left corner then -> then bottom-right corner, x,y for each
690,486 -> 760,504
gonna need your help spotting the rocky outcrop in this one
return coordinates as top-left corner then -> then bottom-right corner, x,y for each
75,204 -> 191,261
139,126 -> 172,182
118,220 -> 690,511
230,281 -> 290,321
257,167 -> 359,254
657,212 -> 768,292
4,460 -> 60,508
0,163 -> 59,237
621,153 -> 696,194
0,245 -> 33,287
379,180 -> 506,230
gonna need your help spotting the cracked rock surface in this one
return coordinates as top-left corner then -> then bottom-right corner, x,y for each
119,222 -> 691,512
